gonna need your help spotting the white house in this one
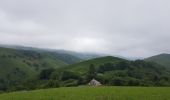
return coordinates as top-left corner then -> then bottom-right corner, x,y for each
88,79 -> 102,86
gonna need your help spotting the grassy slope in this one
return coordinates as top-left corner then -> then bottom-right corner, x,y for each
0,57 -> 36,79
0,48 -> 34,81
0,47 -> 69,84
0,87 -> 170,100
64,56 -> 125,74
145,54 -> 170,68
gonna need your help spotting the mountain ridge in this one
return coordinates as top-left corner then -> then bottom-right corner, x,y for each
145,53 -> 170,69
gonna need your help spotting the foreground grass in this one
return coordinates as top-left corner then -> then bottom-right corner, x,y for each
0,86 -> 170,100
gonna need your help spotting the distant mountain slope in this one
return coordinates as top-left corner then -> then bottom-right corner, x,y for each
145,54 -> 170,68
0,44 -> 103,62
54,50 -> 103,60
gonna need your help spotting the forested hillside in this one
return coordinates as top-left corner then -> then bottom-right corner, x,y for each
0,47 -> 83,91
19,56 -> 170,91
145,54 -> 170,69
0,46 -> 170,92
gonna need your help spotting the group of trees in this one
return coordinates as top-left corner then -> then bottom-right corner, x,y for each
20,60 -> 170,91
1,60 -> 170,92
96,60 -> 170,86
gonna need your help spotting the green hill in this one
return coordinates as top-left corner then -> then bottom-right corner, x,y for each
0,47 -> 83,90
145,54 -> 170,68
38,56 -> 170,88
64,56 -> 125,74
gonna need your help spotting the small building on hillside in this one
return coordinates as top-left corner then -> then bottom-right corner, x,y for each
88,79 -> 102,86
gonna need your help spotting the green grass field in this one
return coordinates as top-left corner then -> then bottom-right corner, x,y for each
0,86 -> 170,100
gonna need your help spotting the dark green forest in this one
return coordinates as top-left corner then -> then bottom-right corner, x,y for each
4,57 -> 170,92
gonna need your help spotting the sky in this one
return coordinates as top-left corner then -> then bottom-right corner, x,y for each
0,0 -> 170,58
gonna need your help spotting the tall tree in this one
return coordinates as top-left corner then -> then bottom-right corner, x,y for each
87,64 -> 97,81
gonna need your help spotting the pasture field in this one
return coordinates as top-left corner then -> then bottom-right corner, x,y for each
0,86 -> 170,100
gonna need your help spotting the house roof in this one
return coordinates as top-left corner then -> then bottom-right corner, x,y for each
89,79 -> 102,86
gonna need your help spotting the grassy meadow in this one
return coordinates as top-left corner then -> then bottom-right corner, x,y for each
0,86 -> 170,100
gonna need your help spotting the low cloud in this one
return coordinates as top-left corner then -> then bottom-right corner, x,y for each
0,0 -> 170,58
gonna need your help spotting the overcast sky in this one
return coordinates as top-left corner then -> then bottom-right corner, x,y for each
0,0 -> 170,58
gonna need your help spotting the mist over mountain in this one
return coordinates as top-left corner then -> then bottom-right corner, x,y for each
1,0 -> 170,58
